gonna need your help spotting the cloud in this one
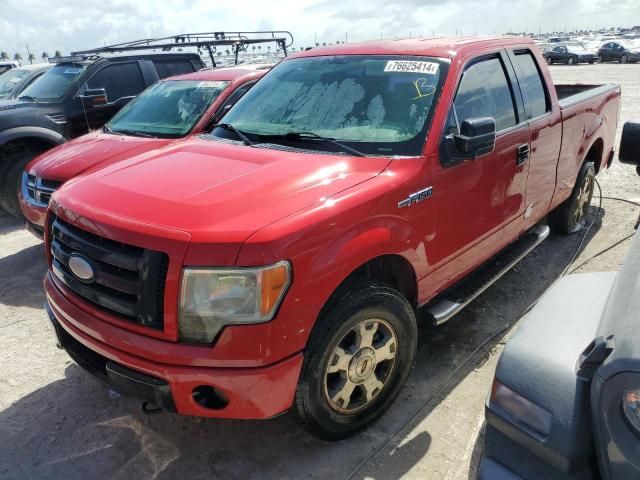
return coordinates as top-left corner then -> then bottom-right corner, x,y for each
0,0 -> 638,59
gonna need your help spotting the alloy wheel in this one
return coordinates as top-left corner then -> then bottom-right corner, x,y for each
323,318 -> 398,414
573,174 -> 593,225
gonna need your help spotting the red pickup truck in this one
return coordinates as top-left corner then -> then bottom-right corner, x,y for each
19,65 -> 268,237
43,37 -> 620,440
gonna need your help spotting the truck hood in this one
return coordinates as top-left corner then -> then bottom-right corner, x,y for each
27,130 -> 173,181
55,137 -> 392,243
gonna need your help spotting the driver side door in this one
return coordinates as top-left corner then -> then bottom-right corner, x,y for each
430,52 -> 530,287
68,62 -> 147,136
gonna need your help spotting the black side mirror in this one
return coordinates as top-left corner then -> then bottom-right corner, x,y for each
79,88 -> 108,107
453,117 -> 496,158
619,121 -> 640,176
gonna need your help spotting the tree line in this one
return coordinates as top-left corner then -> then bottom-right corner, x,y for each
1,50 -> 62,64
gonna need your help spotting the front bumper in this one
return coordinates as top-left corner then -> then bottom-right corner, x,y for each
45,273 -> 304,419
18,190 -> 47,237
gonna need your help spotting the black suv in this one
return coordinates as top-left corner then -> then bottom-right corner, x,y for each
0,52 -> 204,216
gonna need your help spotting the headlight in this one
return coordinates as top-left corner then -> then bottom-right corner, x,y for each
490,380 -> 553,436
623,387 -> 640,432
179,261 -> 291,343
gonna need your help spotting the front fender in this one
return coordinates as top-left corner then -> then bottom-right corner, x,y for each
0,126 -> 66,148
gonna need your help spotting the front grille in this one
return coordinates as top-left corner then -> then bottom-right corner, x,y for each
49,215 -> 169,330
24,174 -> 62,206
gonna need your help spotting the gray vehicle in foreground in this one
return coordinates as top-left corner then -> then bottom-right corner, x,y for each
478,122 -> 640,480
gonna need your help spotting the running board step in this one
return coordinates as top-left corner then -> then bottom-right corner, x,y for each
424,224 -> 550,326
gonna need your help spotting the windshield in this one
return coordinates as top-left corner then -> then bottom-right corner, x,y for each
19,63 -> 86,101
213,55 -> 447,156
0,69 -> 29,99
106,80 -> 229,138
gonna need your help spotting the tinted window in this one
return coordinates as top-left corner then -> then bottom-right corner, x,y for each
87,62 -> 145,102
512,51 -> 548,119
454,57 -> 516,132
153,59 -> 196,79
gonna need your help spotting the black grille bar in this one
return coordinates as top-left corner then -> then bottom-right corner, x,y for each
50,215 -> 169,330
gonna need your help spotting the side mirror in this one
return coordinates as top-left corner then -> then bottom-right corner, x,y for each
79,88 -> 108,107
619,121 -> 640,176
453,117 -> 496,158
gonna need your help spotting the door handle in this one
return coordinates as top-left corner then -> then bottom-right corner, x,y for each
516,144 -> 530,166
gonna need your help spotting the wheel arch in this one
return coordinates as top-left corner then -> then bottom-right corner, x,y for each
0,127 -> 66,157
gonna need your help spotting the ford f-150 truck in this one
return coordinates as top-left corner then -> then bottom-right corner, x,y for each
43,37 -> 620,440
19,65 -> 268,238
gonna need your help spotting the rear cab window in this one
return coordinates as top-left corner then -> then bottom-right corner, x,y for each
153,59 -> 199,79
509,50 -> 550,119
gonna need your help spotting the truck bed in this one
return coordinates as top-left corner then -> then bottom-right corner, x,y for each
555,83 -> 619,108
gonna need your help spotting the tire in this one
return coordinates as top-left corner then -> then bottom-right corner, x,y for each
588,59 -> 595,64
546,56 -> 553,65
549,162 -> 596,235
0,148 -> 35,217
621,54 -> 629,64
598,54 -> 604,63
567,56 -> 576,65
295,282 -> 417,440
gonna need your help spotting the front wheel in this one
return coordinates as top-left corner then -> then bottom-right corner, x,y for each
621,54 -> 629,64
567,56 -> 576,65
295,283 -> 417,440
0,149 -> 35,217
549,162 -> 595,235
546,56 -> 553,65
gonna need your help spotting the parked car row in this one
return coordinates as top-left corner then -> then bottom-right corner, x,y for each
6,35 -> 625,442
541,40 -> 640,65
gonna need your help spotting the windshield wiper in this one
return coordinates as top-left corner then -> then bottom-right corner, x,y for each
108,128 -> 155,138
18,95 -> 38,103
212,123 -> 254,146
279,131 -> 366,157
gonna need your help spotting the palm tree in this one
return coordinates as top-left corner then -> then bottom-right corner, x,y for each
252,45 -> 256,53
257,45 -> 262,53
13,53 -> 22,62
28,53 -> 35,64
267,45 -> 271,53
0,52 -> 8,61
41,51 -> 48,61
54,50 -> 62,58
225,49 -> 230,56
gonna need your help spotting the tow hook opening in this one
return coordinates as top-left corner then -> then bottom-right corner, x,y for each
141,402 -> 163,415
192,385 -> 229,410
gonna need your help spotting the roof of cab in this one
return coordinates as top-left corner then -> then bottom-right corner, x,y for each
167,64 -> 273,82
14,63 -> 52,72
291,36 -> 535,60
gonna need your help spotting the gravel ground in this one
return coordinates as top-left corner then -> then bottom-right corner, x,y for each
0,63 -> 638,480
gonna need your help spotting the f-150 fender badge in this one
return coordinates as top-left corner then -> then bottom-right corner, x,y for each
398,186 -> 433,208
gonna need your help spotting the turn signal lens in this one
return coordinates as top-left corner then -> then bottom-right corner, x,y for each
490,380 -> 553,436
623,388 -> 640,433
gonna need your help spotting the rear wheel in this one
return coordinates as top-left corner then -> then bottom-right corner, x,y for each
621,54 -> 629,64
597,54 -> 604,63
549,162 -> 595,235
0,149 -> 35,217
546,56 -> 553,65
295,283 -> 417,440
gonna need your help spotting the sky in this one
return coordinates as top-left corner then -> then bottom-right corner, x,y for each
0,0 -> 638,59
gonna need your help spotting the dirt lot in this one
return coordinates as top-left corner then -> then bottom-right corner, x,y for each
1,63 -> 639,480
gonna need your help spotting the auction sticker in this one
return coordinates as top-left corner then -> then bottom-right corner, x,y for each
384,60 -> 439,74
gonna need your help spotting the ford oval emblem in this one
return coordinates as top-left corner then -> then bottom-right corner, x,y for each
68,254 -> 95,282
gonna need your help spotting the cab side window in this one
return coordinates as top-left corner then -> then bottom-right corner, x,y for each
453,56 -> 517,132
87,62 -> 145,103
511,51 -> 549,119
